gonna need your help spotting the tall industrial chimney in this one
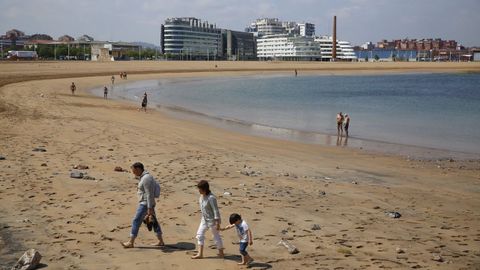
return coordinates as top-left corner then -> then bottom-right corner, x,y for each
332,15 -> 337,61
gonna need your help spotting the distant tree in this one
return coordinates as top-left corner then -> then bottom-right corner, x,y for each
37,44 -> 54,59
374,54 -> 380,61
56,45 -> 68,57
58,35 -> 75,42
77,35 -> 94,42
5,29 -> 25,49
29,34 -> 53,41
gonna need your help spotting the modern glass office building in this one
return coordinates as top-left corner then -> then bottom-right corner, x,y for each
161,17 -> 223,60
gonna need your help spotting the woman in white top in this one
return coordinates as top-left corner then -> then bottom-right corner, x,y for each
191,180 -> 224,259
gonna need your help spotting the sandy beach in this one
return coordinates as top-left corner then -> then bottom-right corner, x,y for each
1,61 -> 480,270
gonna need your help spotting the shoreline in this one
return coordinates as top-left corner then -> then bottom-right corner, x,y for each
89,72 -> 480,161
1,61 -> 479,269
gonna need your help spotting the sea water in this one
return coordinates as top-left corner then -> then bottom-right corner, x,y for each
100,73 -> 480,158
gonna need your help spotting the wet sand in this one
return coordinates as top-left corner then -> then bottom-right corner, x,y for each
0,61 -> 480,270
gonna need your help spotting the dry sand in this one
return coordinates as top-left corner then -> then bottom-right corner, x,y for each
0,61 -> 479,270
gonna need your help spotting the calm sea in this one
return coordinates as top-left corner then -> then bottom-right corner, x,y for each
98,73 -> 480,159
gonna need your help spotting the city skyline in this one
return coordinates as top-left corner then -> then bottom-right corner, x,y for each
1,0 -> 479,47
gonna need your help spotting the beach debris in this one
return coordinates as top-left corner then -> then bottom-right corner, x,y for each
396,247 -> 406,254
73,164 -> 89,170
432,253 -> 444,262
223,191 -> 232,196
319,191 -> 326,196
11,248 -> 42,270
0,155 -> 6,160
32,147 -> 46,152
40,163 -> 47,167
16,218 -> 32,223
311,224 -> 321,231
240,165 -> 261,177
385,211 -> 402,219
278,239 -> 299,254
70,171 -> 84,179
114,166 -> 126,172
324,177 -> 332,180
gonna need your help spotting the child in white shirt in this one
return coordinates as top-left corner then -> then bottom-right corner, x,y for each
221,213 -> 254,265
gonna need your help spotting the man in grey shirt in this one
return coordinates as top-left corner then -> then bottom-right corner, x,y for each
122,162 -> 164,248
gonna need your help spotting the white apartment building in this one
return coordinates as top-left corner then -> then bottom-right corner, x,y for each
246,18 -> 284,37
257,34 -> 322,61
257,35 -> 357,61
299,23 -> 315,37
315,36 -> 357,61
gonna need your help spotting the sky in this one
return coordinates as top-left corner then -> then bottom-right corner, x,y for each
1,0 -> 479,46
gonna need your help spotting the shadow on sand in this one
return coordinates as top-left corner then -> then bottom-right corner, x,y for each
136,242 -> 196,253
223,254 -> 272,269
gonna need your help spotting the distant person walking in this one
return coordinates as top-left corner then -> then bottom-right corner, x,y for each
141,92 -> 148,112
294,69 -> 298,77
336,112 -> 344,136
111,75 -> 115,85
344,113 -> 350,137
121,162 -> 164,248
70,82 -> 76,95
103,86 -> 108,99
191,180 -> 224,259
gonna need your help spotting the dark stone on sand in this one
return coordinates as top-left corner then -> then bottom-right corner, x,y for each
11,248 -> 42,270
0,155 -> 5,160
32,148 -> 46,152
41,163 -> 47,167
70,171 -> 84,179
386,211 -> 402,218
311,224 -> 321,231
114,166 -> 125,172
82,176 -> 96,180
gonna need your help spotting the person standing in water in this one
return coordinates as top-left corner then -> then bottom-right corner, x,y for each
344,114 -> 351,137
70,82 -> 76,95
141,92 -> 148,112
336,112 -> 344,136
103,86 -> 108,99
111,75 -> 115,85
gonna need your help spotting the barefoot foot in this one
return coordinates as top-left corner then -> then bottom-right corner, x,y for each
191,254 -> 203,259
